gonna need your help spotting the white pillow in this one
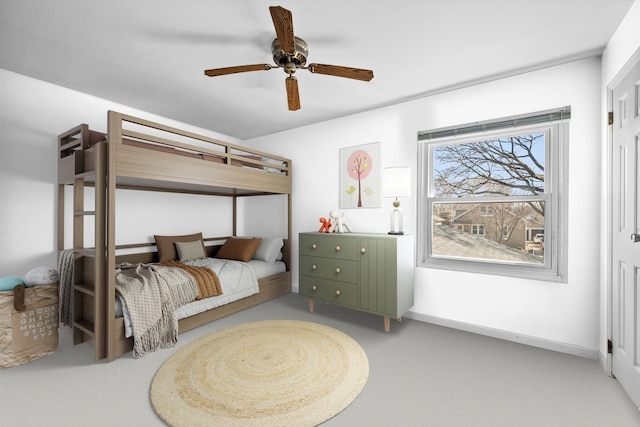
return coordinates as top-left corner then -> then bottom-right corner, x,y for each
262,157 -> 286,174
252,238 -> 284,264
24,266 -> 59,287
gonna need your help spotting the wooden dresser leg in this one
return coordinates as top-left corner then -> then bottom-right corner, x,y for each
384,316 -> 390,333
309,298 -> 315,313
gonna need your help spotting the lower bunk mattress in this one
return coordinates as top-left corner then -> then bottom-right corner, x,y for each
115,258 -> 286,338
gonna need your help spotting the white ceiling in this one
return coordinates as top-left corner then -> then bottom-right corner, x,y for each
0,0 -> 634,140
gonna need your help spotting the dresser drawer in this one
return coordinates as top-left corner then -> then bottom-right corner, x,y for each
299,234 -> 358,260
299,276 -> 358,308
299,255 -> 358,283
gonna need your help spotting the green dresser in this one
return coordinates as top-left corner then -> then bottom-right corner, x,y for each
299,232 -> 414,332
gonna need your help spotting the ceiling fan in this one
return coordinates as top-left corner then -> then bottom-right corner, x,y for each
204,5 -> 374,111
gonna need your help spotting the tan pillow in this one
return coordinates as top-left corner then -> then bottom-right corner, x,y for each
154,233 -> 205,263
175,240 -> 207,262
216,237 -> 262,262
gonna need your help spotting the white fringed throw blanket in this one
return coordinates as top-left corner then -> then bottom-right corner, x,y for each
115,263 -> 199,358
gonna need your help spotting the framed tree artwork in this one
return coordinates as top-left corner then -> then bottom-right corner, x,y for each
339,142 -> 381,208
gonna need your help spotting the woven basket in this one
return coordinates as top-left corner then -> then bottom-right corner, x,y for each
0,284 -> 59,368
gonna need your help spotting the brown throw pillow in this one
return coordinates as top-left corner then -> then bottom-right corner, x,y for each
216,237 -> 262,262
154,233 -> 206,263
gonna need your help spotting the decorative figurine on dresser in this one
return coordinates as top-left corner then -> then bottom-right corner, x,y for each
298,232 -> 414,332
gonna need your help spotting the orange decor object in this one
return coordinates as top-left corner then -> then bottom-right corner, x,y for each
318,217 -> 332,233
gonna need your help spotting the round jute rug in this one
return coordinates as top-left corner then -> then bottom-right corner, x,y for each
150,320 -> 369,427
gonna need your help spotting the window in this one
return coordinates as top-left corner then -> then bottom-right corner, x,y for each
471,224 -> 485,236
417,108 -> 569,282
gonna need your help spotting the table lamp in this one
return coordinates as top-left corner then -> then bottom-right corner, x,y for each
382,167 -> 410,235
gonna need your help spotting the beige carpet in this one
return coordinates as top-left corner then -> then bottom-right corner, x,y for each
150,320 -> 369,427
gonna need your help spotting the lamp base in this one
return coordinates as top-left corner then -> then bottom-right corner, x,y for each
389,206 -> 404,236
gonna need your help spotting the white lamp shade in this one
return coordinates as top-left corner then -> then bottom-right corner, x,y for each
382,167 -> 411,199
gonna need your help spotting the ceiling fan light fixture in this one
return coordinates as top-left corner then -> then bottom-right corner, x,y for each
284,61 -> 297,75
271,36 -> 308,68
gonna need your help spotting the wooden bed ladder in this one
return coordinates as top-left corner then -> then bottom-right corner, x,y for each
58,125 -> 108,361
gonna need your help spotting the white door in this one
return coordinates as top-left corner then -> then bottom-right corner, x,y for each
611,51 -> 640,409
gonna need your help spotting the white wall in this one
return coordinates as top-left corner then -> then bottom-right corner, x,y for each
246,57 -> 604,357
0,69 -> 241,277
600,1 -> 640,362
237,195 -> 289,238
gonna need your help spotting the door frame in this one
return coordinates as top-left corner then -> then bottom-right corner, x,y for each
605,45 -> 640,377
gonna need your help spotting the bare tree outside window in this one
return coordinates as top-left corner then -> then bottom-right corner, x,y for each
434,133 -> 545,213
430,132 -> 547,263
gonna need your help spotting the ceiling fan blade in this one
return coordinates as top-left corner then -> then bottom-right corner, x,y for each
308,63 -> 374,82
269,6 -> 295,54
285,76 -> 300,111
204,64 -> 272,77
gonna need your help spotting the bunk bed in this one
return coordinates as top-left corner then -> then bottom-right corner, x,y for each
57,111 -> 292,362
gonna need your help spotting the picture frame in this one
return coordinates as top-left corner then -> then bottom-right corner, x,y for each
339,142 -> 381,208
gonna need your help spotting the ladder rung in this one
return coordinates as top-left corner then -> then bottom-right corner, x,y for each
74,171 -> 96,179
74,248 -> 96,257
74,320 -> 95,336
74,283 -> 95,296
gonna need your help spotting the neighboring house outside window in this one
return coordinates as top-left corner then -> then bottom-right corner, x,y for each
417,108 -> 569,282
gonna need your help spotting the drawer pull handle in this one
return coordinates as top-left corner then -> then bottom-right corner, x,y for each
335,290 -> 342,296
335,245 -> 341,251
361,247 -> 366,254
312,243 -> 317,249
335,267 -> 341,273
312,264 -> 317,270
311,285 -> 317,291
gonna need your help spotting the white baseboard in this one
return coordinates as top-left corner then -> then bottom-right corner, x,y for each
405,311 -> 600,360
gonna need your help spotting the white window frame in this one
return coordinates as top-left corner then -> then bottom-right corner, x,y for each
471,224 -> 486,236
417,108 -> 569,282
